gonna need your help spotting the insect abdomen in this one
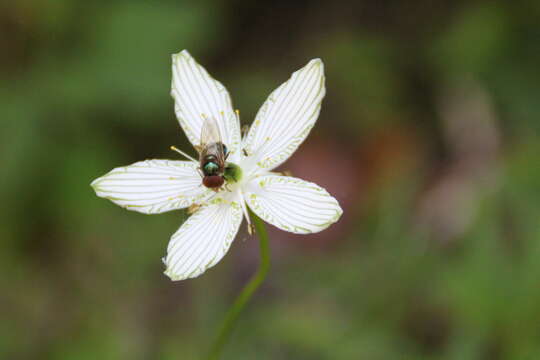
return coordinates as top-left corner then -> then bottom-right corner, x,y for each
203,175 -> 224,188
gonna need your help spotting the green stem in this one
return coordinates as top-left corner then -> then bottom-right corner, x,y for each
206,210 -> 270,360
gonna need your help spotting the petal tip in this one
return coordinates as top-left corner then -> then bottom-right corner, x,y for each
90,177 -> 101,190
172,49 -> 191,62
164,267 -> 201,281
164,268 -> 184,281
336,204 -> 344,220
163,257 -> 202,281
307,58 -> 324,70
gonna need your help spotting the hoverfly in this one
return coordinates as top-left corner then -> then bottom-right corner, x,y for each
197,116 -> 229,189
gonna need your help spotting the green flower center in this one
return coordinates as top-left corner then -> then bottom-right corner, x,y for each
224,162 -> 242,183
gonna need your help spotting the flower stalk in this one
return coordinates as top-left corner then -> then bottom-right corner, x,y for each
206,210 -> 270,360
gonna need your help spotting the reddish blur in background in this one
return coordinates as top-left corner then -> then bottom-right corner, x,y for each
1,1 -> 539,359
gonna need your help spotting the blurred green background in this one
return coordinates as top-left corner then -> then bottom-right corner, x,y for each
1,0 -> 539,359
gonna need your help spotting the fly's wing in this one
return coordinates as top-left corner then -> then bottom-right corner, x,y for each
199,116 -> 222,150
199,116 -> 226,167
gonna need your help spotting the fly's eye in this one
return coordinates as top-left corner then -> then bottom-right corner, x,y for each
204,162 -> 219,174
222,144 -> 228,155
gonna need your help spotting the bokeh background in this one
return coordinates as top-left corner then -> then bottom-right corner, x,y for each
1,0 -> 540,359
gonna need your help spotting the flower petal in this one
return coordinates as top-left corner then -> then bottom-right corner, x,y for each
244,175 -> 342,234
242,59 -> 325,173
164,198 -> 243,281
171,50 -> 241,159
91,160 -> 211,214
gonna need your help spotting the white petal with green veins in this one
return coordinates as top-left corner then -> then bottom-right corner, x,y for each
171,50 -> 241,161
91,159 -> 211,214
244,175 -> 342,234
242,59 -> 325,173
164,199 -> 243,281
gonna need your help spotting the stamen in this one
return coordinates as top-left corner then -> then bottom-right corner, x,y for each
239,109 -> 251,143
237,189 -> 254,235
170,146 -> 198,163
241,124 -> 250,139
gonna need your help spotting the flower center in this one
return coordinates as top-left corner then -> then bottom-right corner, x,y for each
223,162 -> 243,184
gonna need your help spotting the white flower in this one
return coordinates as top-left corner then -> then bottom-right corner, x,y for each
91,50 -> 343,281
